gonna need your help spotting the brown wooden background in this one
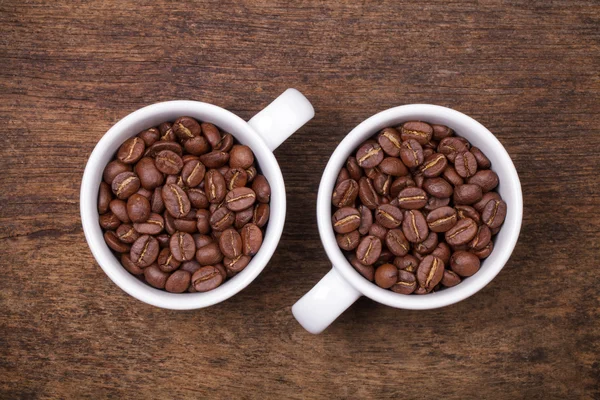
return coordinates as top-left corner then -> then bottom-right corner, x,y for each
1,1 -> 599,399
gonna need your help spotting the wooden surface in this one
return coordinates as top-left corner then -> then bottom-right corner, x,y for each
1,1 -> 599,398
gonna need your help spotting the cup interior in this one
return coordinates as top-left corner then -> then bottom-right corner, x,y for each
80,101 -> 285,309
317,104 -> 522,310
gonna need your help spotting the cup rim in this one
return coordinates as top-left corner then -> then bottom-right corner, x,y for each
80,100 -> 285,309
317,104 -> 523,310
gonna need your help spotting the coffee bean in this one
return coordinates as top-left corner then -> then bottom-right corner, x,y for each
420,153 -> 448,178
416,255 -> 444,292
111,172 -> 141,200
136,187 -> 153,200
394,254 -> 419,273
191,209 -> 209,234
193,234 -> 213,249
378,127 -> 403,157
155,150 -> 183,175
356,235 -> 382,265
200,122 -> 221,147
445,218 -> 478,246
332,207 -> 361,234
431,242 -> 451,264
482,199 -> 507,229
454,151 -> 478,178
184,135 -> 210,156
126,193 -> 151,223
158,122 -> 175,141
134,157 -> 164,190
146,141 -> 183,158
390,176 -> 415,197
195,242 -> 223,265
117,137 -> 145,164
375,204 -> 403,228
468,170 -> 499,192
121,254 -> 144,275
473,191 -> 501,213
358,205 -> 373,235
209,206 -> 235,231
117,224 -> 140,244
470,146 -> 491,169
229,145 -> 254,169
402,210 -> 429,243
414,231 -> 438,255
472,240 -> 494,259
99,212 -> 121,230
391,270 -> 417,294
173,215 -> 198,234
130,235 -> 159,267
374,263 -> 398,288
149,187 -> 165,214
180,260 -> 202,275
438,137 -> 468,163
186,188 -> 209,210
162,183 -> 191,218
336,230 -> 360,251
373,172 -> 391,196
336,168 -> 350,185
165,270 -> 191,293
423,177 -> 453,199
358,177 -> 379,209
223,254 -> 251,273
369,223 -> 388,241
469,224 -> 492,250
234,208 -> 254,229
190,266 -> 222,292
441,270 -> 461,287
224,168 -> 248,191
157,248 -> 181,272
103,160 -> 132,185
104,230 -> 129,253
199,151 -> 229,168
400,121 -> 433,145
332,179 -> 359,208
144,265 -> 169,289
400,139 -> 424,168
450,251 -> 480,277
214,133 -> 234,152
218,228 -> 243,259
156,234 -> 170,248
441,166 -> 463,187
98,182 -> 112,214
350,255 -> 374,281
426,206 -> 457,233
226,187 -> 256,212
173,116 -> 201,139
346,157 -> 363,181
205,169 -> 227,204
241,223 -> 263,256
356,142 -> 384,168
397,187 -> 428,210
379,157 -> 408,177
253,203 -> 270,228
424,196 -> 450,212
431,124 -> 454,141
168,232 -> 195,262
455,205 -> 481,224
181,160 -> 206,187
385,228 -> 410,256
454,184 -> 483,205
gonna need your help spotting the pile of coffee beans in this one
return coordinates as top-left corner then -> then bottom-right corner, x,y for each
98,117 -> 270,293
331,121 -> 507,294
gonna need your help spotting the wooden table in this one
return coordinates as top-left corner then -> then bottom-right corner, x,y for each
2,1 -> 599,398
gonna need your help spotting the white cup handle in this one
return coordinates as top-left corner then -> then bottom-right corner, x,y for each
292,268 -> 362,334
248,88 -> 315,151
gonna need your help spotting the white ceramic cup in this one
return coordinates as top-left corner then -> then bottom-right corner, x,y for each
81,89 -> 314,310
292,104 -> 522,334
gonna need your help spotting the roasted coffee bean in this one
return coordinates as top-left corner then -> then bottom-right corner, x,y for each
214,133 -> 234,152
346,157 -> 363,181
157,248 -> 181,272
117,137 -> 145,164
104,230 -> 129,253
455,205 -> 481,224
336,230 -> 360,251
186,188 -> 209,210
103,160 -> 132,185
424,196 -> 451,212
394,254 -> 419,273
442,166 -> 463,186
173,116 -> 201,139
192,209 -> 209,234
402,210 -> 429,243
99,212 -> 121,230
472,240 -> 493,259
413,172 -> 424,188
150,187 -> 165,214
450,251 -> 480,277
201,122 -> 221,147
126,194 -> 151,223
469,224 -> 492,250
414,232 -> 438,255
173,216 -> 198,233
332,207 -> 361,234
445,218 -> 478,246
473,191 -> 502,213
468,170 -> 499,192
181,160 -> 206,187
165,270 -> 191,293
226,187 -> 256,212
390,176 -> 416,197
356,235 -> 382,266
146,141 -> 183,157
158,122 -> 175,141
222,255 -> 250,273
229,145 -> 254,169
400,139 -> 424,168
155,150 -> 183,175
332,179 -> 359,208
180,260 -> 202,275
431,242 -> 451,265
199,151 -> 229,168
420,153 -> 447,178
235,207 -> 254,229
426,206 -> 457,232
373,172 -> 392,196
169,231 -> 196,262
369,223 -> 388,241
374,263 -> 398,289
144,265 -> 169,289
375,204 -> 403,229
136,187 -> 153,200
364,167 -> 379,180
155,234 -> 169,248
209,206 -> 235,231
438,137 -> 468,163
416,255 -> 444,292
378,249 -> 395,265
98,182 -> 112,214
130,235 -> 159,267
482,199 -> 507,229
218,228 -> 243,259
454,184 -> 483,205
378,127 -> 403,157
379,157 -> 408,176
422,148 -> 435,158
441,270 -> 461,287
135,157 -> 164,190
162,183 -> 191,218
385,229 -> 410,256
183,135 -> 210,156
397,187 -> 428,210
432,124 -> 454,140
336,168 -> 350,185
391,270 -> 418,294
358,205 -> 373,235
400,121 -> 433,145
193,234 -> 213,250
350,255 -> 375,281
224,168 -> 248,190
253,203 -> 270,228
454,151 -> 478,178
111,172 -> 141,200
423,177 -> 453,199
470,146 -> 491,169
121,254 -> 144,275
358,177 -> 379,209
195,242 -> 223,265
192,266 -> 223,292
117,224 -> 140,244
205,169 -> 227,204
356,142 -> 384,168
241,223 -> 263,256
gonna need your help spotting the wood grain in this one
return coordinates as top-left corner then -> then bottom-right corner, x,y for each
1,0 -> 599,398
